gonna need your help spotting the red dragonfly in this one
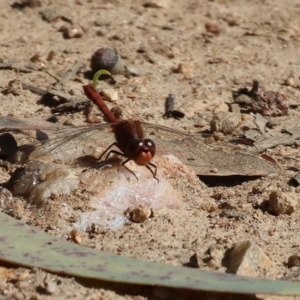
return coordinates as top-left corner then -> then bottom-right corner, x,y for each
0,86 -> 279,179
83,84 -> 158,180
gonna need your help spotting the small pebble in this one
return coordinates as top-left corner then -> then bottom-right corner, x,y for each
69,88 -> 82,96
45,281 -> 58,294
183,253 -> 200,268
46,51 -> 55,61
124,206 -> 152,223
143,0 -> 170,8
284,77 -> 294,87
173,63 -> 194,78
102,89 -> 118,102
110,106 -> 123,119
40,8 -> 61,22
267,191 -> 297,216
288,253 -> 300,268
6,79 -> 23,96
125,65 -> 140,77
206,245 -> 224,269
60,24 -> 84,39
210,111 -> 240,134
11,0 -> 41,8
70,229 -> 82,244
205,22 -> 223,35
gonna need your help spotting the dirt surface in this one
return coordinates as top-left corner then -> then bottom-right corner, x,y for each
1,0 -> 300,299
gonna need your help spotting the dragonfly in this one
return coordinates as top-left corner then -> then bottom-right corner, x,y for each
0,86 -> 279,179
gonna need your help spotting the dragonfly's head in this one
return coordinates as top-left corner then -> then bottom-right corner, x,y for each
127,139 -> 156,166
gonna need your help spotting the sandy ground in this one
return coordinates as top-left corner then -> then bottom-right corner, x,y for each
1,0 -> 300,299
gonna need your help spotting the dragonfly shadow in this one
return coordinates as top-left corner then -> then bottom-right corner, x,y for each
77,155 -> 122,169
199,175 -> 262,187
0,133 -> 18,160
38,92 -> 64,108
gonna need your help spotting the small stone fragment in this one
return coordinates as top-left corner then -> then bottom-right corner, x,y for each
284,77 -> 295,87
60,24 -> 84,39
254,113 -> 268,134
210,111 -> 240,134
205,22 -> 223,35
143,0 -> 170,8
230,103 -> 241,115
228,240 -> 275,277
30,53 -> 43,63
9,161 -> 79,207
291,173 -> 300,186
183,253 -> 200,268
206,245 -> 224,269
223,14 -> 240,26
110,106 -> 123,119
102,89 -> 118,102
46,51 -> 56,61
11,0 -> 41,9
288,253 -> 300,268
219,202 -> 244,219
69,88 -> 82,96
267,191 -> 297,216
43,276 -> 58,295
124,206 -> 153,223
5,79 -> 23,96
125,65 -> 140,77
173,63 -> 194,76
70,229 -> 82,244
40,9 -> 63,23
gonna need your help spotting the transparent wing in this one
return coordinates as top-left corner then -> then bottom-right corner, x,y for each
141,122 -> 279,176
0,116 -> 279,176
30,123 -> 116,162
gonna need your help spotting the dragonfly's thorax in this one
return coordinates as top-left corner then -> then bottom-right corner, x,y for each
113,120 -> 145,150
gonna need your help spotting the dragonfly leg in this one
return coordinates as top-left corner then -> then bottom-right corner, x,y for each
104,149 -> 126,161
98,142 -> 119,160
92,143 -> 125,169
122,158 -> 138,180
146,162 -> 159,182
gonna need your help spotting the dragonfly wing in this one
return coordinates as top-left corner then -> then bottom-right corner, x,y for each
30,123 -> 117,162
142,122 -> 279,176
0,116 -> 279,175
0,116 -> 64,140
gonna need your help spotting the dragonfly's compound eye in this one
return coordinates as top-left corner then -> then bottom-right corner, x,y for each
146,140 -> 153,147
144,139 -> 156,156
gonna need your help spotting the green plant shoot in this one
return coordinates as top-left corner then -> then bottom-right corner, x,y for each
92,69 -> 111,88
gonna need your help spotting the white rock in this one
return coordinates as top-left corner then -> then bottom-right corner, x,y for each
229,240 -> 275,277
102,89 -> 119,102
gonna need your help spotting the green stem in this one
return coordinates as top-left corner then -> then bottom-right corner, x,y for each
92,69 -> 111,88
